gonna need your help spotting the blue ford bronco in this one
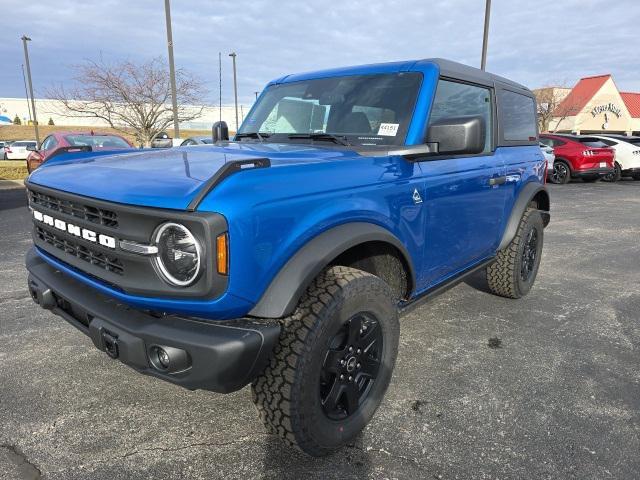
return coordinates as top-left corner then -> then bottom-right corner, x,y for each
25,58 -> 550,456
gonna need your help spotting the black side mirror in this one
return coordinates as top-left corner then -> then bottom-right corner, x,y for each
212,121 -> 229,143
427,115 -> 485,155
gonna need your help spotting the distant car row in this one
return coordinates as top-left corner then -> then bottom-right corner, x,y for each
8,129 -> 640,184
2,131 -> 218,173
540,133 -> 640,184
1,140 -> 37,160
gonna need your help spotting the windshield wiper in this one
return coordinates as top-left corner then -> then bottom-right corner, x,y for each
287,133 -> 351,146
235,132 -> 271,142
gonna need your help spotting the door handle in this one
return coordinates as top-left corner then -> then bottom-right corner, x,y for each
489,176 -> 507,186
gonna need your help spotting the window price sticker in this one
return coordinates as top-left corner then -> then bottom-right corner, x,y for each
377,123 -> 399,136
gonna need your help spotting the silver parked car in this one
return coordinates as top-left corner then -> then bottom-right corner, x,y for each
539,142 -> 555,177
180,136 -> 214,146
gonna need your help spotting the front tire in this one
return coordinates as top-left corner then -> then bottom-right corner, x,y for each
251,266 -> 399,456
486,206 -> 544,299
550,160 -> 571,184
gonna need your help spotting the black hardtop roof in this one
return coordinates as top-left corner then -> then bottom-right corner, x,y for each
426,58 -> 531,93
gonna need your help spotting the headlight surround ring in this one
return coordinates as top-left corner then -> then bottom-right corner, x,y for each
152,222 -> 203,287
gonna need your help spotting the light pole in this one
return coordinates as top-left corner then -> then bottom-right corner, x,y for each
254,91 -> 259,101
229,52 -> 239,132
480,0 -> 491,71
21,36 -> 39,143
164,0 -> 180,138
21,64 -> 32,124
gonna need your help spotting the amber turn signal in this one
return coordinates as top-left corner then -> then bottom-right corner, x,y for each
216,233 -> 229,275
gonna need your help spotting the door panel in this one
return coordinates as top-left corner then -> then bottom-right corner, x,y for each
419,154 -> 506,286
417,78 -> 506,289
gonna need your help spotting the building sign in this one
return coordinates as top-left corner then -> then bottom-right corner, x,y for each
591,103 -> 622,118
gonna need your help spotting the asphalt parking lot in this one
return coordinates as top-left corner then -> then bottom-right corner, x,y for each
1,181 -> 639,480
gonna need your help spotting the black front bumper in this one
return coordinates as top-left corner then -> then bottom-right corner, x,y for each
573,167 -> 614,178
26,248 -> 280,393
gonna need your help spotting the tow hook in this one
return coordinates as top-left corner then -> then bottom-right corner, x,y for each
101,331 -> 120,359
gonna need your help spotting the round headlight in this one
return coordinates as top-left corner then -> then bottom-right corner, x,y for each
153,222 -> 202,287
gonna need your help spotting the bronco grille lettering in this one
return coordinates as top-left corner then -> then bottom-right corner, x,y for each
32,209 -> 117,250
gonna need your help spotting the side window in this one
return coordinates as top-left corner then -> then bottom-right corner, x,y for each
499,90 -> 537,142
41,136 -> 56,150
552,139 -> 566,147
428,80 -> 493,153
539,138 -> 553,147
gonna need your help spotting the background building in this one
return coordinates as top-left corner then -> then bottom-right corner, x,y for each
0,97 -> 242,131
548,75 -> 640,135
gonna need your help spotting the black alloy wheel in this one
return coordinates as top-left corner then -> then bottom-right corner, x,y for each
551,162 -> 570,184
602,162 -> 622,182
320,312 -> 383,420
520,228 -> 538,282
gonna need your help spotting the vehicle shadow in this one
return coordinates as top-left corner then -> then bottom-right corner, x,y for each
463,268 -> 492,294
260,433 -> 373,479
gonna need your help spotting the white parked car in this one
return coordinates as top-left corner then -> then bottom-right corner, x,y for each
591,135 -> 640,182
5,140 -> 37,160
539,142 -> 555,174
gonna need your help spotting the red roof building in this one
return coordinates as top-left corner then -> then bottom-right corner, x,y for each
549,74 -> 640,135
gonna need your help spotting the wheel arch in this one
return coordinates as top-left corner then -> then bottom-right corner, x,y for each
498,182 -> 550,251
248,222 -> 415,319
554,156 -> 573,172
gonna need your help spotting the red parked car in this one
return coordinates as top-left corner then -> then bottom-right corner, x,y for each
26,131 -> 133,173
539,134 -> 615,184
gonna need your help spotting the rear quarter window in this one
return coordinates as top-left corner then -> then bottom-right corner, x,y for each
499,90 -> 537,143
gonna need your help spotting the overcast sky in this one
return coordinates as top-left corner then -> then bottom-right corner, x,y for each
1,0 -> 639,107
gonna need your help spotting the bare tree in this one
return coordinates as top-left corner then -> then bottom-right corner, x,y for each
534,84 -> 590,133
46,57 -> 206,146
534,86 -> 569,132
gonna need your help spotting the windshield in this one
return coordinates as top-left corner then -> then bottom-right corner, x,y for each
238,73 -> 422,146
65,135 -> 130,148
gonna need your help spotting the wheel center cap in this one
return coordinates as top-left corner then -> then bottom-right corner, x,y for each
346,356 -> 357,373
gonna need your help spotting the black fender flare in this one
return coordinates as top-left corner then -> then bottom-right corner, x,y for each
248,222 -> 416,319
498,182 -> 550,251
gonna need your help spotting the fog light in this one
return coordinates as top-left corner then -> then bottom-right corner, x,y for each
157,348 -> 170,369
148,345 -> 191,374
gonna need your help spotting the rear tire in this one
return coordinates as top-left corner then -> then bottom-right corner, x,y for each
550,160 -> 571,184
251,266 -> 399,456
602,162 -> 622,182
487,207 -> 544,299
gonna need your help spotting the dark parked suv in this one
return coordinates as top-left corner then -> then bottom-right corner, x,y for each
540,133 -> 615,183
26,58 -> 550,456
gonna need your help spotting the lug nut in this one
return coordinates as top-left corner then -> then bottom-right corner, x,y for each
340,374 -> 344,380
349,346 -> 353,352
340,359 -> 345,366
357,363 -> 361,369
348,376 -> 353,382
357,348 -> 361,354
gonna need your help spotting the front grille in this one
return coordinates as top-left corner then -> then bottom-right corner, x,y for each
30,190 -> 119,228
36,226 -> 124,275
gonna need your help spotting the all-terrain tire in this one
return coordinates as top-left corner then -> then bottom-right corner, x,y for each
486,206 -> 544,299
251,266 -> 399,456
